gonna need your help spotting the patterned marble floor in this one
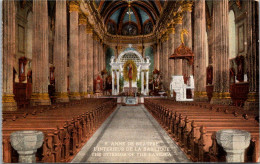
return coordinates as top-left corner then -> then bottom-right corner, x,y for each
71,105 -> 191,163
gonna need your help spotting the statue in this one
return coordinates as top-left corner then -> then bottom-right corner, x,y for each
127,63 -> 133,96
127,63 -> 133,81
94,75 -> 103,93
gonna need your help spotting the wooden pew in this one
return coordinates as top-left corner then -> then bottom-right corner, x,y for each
2,98 -> 117,163
144,98 -> 259,163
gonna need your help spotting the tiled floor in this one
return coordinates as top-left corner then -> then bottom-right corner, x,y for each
71,105 -> 190,163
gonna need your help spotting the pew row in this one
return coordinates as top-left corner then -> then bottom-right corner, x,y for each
144,98 -> 259,162
2,98 -> 117,163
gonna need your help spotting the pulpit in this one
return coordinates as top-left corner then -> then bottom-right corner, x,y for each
170,75 -> 194,101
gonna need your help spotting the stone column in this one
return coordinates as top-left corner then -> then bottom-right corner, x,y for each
244,0 -> 259,110
161,36 -> 168,89
116,71 -> 120,94
112,70 -> 115,95
53,0 -> 69,103
86,24 -> 94,95
103,44 -> 105,71
210,0 -> 231,105
69,1 -> 80,100
99,42 -> 103,72
79,13 -> 88,98
182,1 -> 193,76
159,40 -> 163,73
31,0 -> 51,106
2,0 -> 17,111
193,0 -> 207,101
93,35 -> 98,80
141,71 -> 144,94
174,14 -> 183,76
99,43 -> 103,71
216,129 -> 251,162
155,42 -> 160,70
168,26 -> 175,87
164,34 -> 169,90
146,71 -> 149,95
96,41 -> 99,73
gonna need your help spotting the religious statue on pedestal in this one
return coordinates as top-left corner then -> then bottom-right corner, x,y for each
123,60 -> 137,96
150,69 -> 163,96
94,75 -> 103,94
127,63 -> 133,95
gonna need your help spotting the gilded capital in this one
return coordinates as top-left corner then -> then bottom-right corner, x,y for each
175,13 -> 183,24
79,13 -> 87,25
168,26 -> 175,34
182,1 -> 193,12
69,1 -> 80,13
86,22 -> 93,34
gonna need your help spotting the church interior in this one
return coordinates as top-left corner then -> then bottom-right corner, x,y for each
2,0 -> 259,163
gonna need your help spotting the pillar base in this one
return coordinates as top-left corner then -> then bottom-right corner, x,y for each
69,92 -> 81,100
55,92 -> 69,103
210,92 -> 232,105
2,94 -> 17,111
30,93 -> 51,106
244,92 -> 259,110
80,92 -> 88,99
194,91 -> 208,102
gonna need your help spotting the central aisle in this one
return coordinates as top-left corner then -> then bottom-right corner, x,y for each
72,105 -> 190,163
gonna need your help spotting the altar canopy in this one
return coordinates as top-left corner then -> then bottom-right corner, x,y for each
110,50 -> 150,95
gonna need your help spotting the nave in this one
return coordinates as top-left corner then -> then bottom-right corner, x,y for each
72,105 -> 190,163
2,0 -> 259,163
2,98 -> 259,163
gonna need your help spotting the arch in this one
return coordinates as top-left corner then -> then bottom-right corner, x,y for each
118,50 -> 144,63
229,10 -> 236,59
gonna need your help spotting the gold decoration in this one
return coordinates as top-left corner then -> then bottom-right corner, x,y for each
69,1 -> 80,13
31,93 -> 50,100
194,92 -> 208,99
168,26 -> 175,34
55,92 -> 69,98
80,92 -> 88,97
69,92 -> 81,97
246,92 -> 259,102
175,13 -> 183,24
221,92 -> 231,99
181,29 -> 189,44
86,23 -> 93,34
137,46 -> 143,52
2,94 -> 16,103
123,60 -> 137,82
182,1 -> 193,12
212,92 -> 220,98
79,13 -> 87,25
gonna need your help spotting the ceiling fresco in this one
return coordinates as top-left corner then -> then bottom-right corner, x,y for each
92,0 -> 163,35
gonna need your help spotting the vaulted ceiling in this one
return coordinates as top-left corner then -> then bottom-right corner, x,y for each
92,0 -> 166,36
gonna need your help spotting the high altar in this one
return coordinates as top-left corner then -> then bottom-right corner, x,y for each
110,50 -> 150,95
